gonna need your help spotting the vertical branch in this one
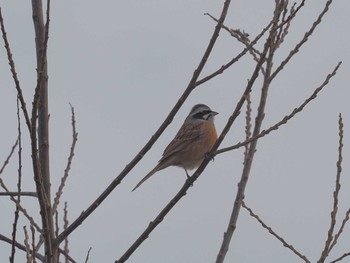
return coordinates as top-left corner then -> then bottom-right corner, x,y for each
52,104 -> 78,215
63,202 -> 69,263
244,92 -> 252,161
216,2 -> 286,262
31,0 -> 55,261
9,98 -> 23,263
31,225 -> 37,263
318,114 -> 344,263
32,0 -> 51,204
24,226 -> 33,263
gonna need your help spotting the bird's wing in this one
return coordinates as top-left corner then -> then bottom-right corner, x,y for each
160,121 -> 202,161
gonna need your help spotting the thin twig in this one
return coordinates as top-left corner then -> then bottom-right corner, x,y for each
330,252 -> 350,263
0,14 -> 41,230
0,192 -> 38,197
276,0 -> 305,30
214,62 -> 342,156
205,12 -> 266,76
55,0 -> 233,247
244,92 -> 252,162
23,226 -> 33,263
31,225 -> 37,263
0,234 -> 44,262
270,0 -> 335,82
275,2 -> 293,49
55,210 -> 59,238
0,161 -> 41,232
0,8 -> 32,131
52,104 -> 78,214
317,114 -> 344,263
9,97 -> 23,263
64,202 -> 69,263
58,248 -> 76,263
0,137 -> 18,176
195,20 -> 273,87
85,247 -> 92,263
329,208 -> 350,252
242,201 -> 311,263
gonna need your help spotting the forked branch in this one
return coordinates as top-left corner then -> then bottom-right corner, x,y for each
55,0 -> 233,247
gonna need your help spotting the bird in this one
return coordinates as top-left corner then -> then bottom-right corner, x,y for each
132,104 -> 218,191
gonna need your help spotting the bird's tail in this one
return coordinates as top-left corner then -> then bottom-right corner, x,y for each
131,166 -> 160,191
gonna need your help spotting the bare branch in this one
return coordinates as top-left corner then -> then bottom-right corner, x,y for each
244,92 -> 252,161
24,227 -> 33,263
9,97 -> 24,263
52,104 -> 78,214
0,234 -> 44,262
216,2 -> 285,260
84,247 -> 92,263
63,202 -> 69,263
55,210 -> 59,238
276,0 -> 305,30
242,202 -> 311,263
116,10 -> 269,263
0,178 -> 41,232
330,252 -> 350,263
329,208 -> 350,252
205,12 -> 265,76
0,192 -> 38,197
31,225 -> 37,263
275,1 -> 293,49
0,137 -> 18,176
31,0 -> 54,260
0,8 -> 32,131
55,0 -> 233,247
270,0 -> 335,81
58,248 -> 76,263
195,20 -> 272,87
214,62 -> 342,156
317,114 -> 344,263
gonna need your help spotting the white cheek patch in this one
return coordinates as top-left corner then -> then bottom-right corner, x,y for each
203,113 -> 211,120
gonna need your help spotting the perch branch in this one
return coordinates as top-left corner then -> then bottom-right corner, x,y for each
116,9 -> 268,262
55,0 -> 233,247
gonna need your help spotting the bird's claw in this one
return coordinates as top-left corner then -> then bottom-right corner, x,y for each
205,152 -> 215,162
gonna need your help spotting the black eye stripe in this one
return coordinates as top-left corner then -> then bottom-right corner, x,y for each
193,110 -> 211,119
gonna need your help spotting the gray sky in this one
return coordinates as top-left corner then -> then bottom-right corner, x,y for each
0,0 -> 349,262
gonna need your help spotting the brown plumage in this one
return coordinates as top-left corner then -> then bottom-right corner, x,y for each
132,104 -> 218,191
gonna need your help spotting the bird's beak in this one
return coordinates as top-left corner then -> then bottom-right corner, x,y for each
211,111 -> 218,116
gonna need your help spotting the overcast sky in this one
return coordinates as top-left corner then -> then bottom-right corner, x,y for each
0,1 -> 349,262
